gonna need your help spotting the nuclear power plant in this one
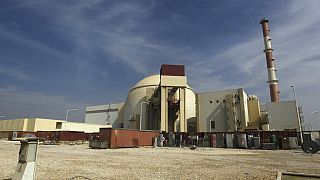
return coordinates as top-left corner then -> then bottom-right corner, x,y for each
0,19 -> 310,150
85,64 -> 300,134
2,17 -> 320,180
83,19 -> 302,135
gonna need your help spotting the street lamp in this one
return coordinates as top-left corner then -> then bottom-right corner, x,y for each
65,108 -> 78,130
139,101 -> 149,131
290,85 -> 303,143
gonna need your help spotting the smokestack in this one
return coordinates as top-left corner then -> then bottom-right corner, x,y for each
260,18 -> 280,102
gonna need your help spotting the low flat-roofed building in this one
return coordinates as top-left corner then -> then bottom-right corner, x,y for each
0,118 -> 110,134
85,102 -> 125,128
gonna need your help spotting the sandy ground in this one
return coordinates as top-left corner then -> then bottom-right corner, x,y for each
1,140 -> 320,180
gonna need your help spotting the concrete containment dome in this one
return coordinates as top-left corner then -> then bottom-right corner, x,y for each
123,74 -> 196,130
131,74 -> 160,90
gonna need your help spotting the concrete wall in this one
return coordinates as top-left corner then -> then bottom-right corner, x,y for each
124,75 -> 160,129
238,89 -> 249,128
196,89 -> 249,132
85,102 -> 125,127
123,74 -> 196,131
185,88 -> 196,132
33,118 -> 63,131
0,118 -> 62,132
248,98 -> 261,124
160,75 -> 187,87
124,86 -> 158,129
64,122 -> 110,133
267,101 -> 300,130
0,118 -> 110,133
197,89 -> 238,132
0,119 -> 27,131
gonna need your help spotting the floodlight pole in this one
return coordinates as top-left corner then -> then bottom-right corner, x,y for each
290,85 -> 303,143
65,108 -> 78,131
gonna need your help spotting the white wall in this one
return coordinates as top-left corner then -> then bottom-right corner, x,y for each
0,118 -> 110,133
267,101 -> 300,130
185,88 -> 196,122
85,103 -> 124,127
124,85 -> 158,129
197,89 -> 238,132
239,89 -> 249,127
197,89 -> 250,132
0,119 -> 27,131
64,122 -> 110,133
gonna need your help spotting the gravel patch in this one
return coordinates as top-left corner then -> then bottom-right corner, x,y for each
1,140 -> 319,180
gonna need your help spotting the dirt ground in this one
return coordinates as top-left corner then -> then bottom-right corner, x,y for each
1,140 -> 319,180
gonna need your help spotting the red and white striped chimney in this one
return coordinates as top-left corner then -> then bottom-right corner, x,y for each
260,18 -> 280,102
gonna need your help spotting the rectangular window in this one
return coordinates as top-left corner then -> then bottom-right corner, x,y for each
187,122 -> 197,133
56,122 -> 62,129
210,120 -> 215,130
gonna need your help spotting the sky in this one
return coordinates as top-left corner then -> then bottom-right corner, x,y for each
0,0 -> 319,130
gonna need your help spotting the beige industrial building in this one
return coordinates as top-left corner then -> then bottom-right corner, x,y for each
196,88 -> 249,132
247,95 -> 271,130
245,97 -> 301,131
85,103 -> 124,127
260,101 -> 300,131
0,118 -> 110,137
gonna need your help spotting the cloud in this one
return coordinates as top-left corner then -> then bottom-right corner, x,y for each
0,0 -> 319,130
28,1 -> 160,74
0,63 -> 34,81
0,87 -> 85,122
186,0 -> 320,129
0,27 -> 68,60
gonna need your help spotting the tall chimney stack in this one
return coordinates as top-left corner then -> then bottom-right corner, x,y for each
260,18 -> 280,102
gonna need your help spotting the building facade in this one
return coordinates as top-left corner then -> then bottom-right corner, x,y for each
123,73 -> 196,133
247,95 -> 261,128
196,88 -> 249,132
266,101 -> 300,130
0,118 -> 110,133
85,102 -> 125,127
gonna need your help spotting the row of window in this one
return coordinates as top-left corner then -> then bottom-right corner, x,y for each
209,100 -> 226,104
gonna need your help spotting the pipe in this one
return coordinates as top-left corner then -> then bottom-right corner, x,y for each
260,18 -> 280,102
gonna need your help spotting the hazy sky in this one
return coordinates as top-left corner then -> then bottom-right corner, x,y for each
0,0 -> 319,130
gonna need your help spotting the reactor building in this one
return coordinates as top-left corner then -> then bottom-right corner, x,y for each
85,64 -> 268,133
84,19 -> 302,134
86,65 -> 197,133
